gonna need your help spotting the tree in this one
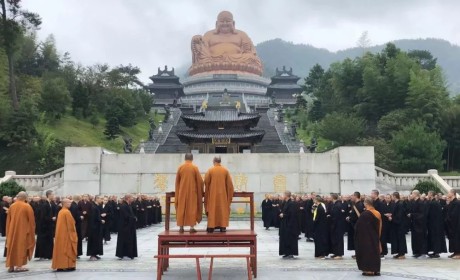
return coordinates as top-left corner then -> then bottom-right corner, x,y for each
317,112 -> 366,146
0,181 -> 25,198
408,50 -> 437,70
0,0 -> 41,110
357,31 -> 371,50
413,181 -> 441,195
138,90 -> 153,114
104,117 -> 121,140
295,93 -> 307,111
40,77 -> 71,119
390,122 -> 446,172
71,81 -> 89,117
303,63 -> 324,96
35,132 -> 70,173
308,100 -> 324,121
359,137 -> 397,171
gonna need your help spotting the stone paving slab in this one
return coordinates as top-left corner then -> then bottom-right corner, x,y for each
0,221 -> 457,279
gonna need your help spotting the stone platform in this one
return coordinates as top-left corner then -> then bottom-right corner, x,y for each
0,221 -> 458,279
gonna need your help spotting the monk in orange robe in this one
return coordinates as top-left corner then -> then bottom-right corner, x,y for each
5,191 -> 36,273
52,198 -> 77,271
204,156 -> 234,233
175,153 -> 204,233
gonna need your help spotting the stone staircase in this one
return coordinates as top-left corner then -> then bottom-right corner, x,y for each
155,117 -> 189,154
253,109 -> 289,153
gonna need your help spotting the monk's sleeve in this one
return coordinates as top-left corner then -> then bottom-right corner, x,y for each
195,167 -> 204,222
175,167 -> 181,209
226,171 -> 234,206
27,205 -> 36,260
5,208 -> 11,247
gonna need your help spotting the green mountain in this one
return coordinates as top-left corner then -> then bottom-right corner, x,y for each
256,38 -> 460,95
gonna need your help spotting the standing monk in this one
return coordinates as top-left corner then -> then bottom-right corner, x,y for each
354,198 -> 382,277
69,195 -> 83,258
278,191 -> 299,259
175,153 -> 204,233
116,194 -> 138,259
204,156 -> 234,233
35,190 -> 56,260
52,199 -> 77,272
87,196 -> 104,261
5,192 -> 36,273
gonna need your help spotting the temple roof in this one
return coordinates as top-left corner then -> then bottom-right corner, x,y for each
176,129 -> 265,144
181,110 -> 261,122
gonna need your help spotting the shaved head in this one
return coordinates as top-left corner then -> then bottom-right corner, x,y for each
17,191 -> 28,200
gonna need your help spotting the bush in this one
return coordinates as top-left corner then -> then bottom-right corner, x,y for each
0,181 -> 26,198
413,180 -> 442,194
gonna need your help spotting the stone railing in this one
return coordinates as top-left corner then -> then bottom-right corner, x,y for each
0,167 -> 65,195
375,166 -> 457,194
441,176 -> 460,189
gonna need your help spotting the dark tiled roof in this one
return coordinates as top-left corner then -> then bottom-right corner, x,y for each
268,84 -> 302,89
182,110 -> 260,122
176,129 -> 265,144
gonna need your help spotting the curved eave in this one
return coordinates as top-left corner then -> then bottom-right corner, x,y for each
176,130 -> 265,144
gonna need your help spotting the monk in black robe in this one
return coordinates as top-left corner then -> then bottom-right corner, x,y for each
261,194 -> 273,230
355,198 -> 382,276
0,196 -> 9,237
304,194 -> 314,242
272,195 -> 281,228
69,196 -> 83,257
346,192 -> 364,257
328,193 -> 345,259
390,192 -> 407,259
408,190 -> 427,257
87,196 -> 104,260
100,197 -> 112,244
381,194 -> 394,257
313,196 -> 329,258
426,191 -> 447,258
278,191 -> 298,259
446,190 -> 460,259
35,190 -> 56,260
116,194 -> 138,259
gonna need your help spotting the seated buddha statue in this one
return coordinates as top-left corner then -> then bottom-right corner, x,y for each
189,11 -> 263,76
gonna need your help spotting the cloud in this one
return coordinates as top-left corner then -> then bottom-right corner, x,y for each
21,0 -> 460,82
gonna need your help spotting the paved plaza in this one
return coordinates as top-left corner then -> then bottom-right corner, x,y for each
0,220 -> 458,280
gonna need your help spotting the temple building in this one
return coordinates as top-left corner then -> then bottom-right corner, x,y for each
145,66 -> 184,106
176,109 -> 264,153
266,66 -> 302,106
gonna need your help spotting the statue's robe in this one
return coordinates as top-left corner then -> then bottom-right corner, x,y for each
278,198 -> 299,256
446,198 -> 460,254
355,208 -> 382,274
115,202 -> 138,259
347,201 -> 364,251
204,163 -> 234,228
409,198 -> 427,255
69,201 -> 83,256
426,198 -> 447,254
86,202 -> 103,257
313,203 -> 329,257
35,200 -> 55,259
5,200 -> 36,268
52,208 -> 77,270
390,200 -> 408,255
261,199 -> 273,229
175,160 -> 204,227
329,200 -> 346,256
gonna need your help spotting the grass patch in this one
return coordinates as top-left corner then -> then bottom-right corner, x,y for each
37,113 -> 163,153
439,171 -> 460,176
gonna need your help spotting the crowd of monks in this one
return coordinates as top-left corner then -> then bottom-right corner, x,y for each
1,191 -> 162,273
264,189 -> 460,276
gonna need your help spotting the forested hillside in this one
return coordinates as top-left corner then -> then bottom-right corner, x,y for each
257,38 -> 460,94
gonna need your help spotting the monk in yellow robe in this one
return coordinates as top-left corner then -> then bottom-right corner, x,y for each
5,191 -> 36,273
175,153 -> 204,233
52,198 -> 77,272
204,156 -> 234,233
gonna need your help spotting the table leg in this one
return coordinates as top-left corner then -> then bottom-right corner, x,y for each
196,258 -> 202,280
254,238 -> 257,278
156,257 -> 162,280
246,256 -> 252,280
208,257 -> 214,280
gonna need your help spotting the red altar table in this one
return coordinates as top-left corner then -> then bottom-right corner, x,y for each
156,192 -> 257,280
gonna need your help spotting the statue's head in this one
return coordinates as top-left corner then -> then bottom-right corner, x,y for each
216,11 -> 235,34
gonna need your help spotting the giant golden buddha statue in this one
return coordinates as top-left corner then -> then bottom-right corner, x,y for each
189,11 -> 264,76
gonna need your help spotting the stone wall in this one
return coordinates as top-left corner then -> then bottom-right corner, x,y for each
63,147 -> 375,210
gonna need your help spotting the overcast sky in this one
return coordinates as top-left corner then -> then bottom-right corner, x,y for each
22,0 -> 460,82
